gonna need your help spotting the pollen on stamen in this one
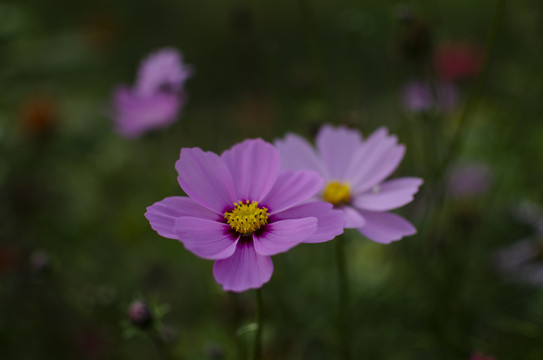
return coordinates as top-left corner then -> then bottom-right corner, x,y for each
323,181 -> 351,206
224,200 -> 269,234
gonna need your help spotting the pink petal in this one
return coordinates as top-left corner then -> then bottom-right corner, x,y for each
175,217 -> 239,260
176,147 -> 237,213
145,196 -> 221,239
343,127 -> 395,184
213,241 -> 274,292
353,145 -> 405,193
341,206 -> 366,228
352,177 -> 423,211
358,211 -> 416,244
402,81 -> 433,111
253,218 -> 317,256
274,134 -> 327,177
221,139 -> 281,202
273,202 -> 344,243
113,87 -> 181,138
261,170 -> 323,214
316,125 -> 363,179
136,48 -> 193,96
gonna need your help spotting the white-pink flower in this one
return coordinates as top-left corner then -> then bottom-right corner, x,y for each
275,125 -> 423,244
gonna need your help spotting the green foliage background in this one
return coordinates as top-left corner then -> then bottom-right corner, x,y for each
1,0 -> 543,359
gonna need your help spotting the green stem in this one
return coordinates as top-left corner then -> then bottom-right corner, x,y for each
423,0 -> 505,252
150,328 -> 175,360
253,288 -> 263,360
433,0 -> 505,181
335,236 -> 351,360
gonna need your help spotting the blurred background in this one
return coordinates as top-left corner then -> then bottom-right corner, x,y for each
1,0 -> 543,359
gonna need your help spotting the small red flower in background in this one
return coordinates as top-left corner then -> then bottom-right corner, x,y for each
0,244 -> 22,274
75,328 -> 106,360
471,351 -> 496,360
435,42 -> 485,81
19,93 -> 57,137
82,10 -> 119,52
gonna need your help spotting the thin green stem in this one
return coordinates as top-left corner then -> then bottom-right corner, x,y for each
253,288 -> 263,360
335,236 -> 351,360
433,0 -> 505,181
150,328 -> 175,360
423,0 -> 505,252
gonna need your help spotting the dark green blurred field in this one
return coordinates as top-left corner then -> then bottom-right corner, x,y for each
2,0 -> 543,359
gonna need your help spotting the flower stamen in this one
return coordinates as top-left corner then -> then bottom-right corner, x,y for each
323,181 -> 351,205
224,200 -> 269,235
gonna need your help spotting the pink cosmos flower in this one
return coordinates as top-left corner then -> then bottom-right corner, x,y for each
145,139 -> 344,292
495,237 -> 543,285
402,80 -> 458,113
446,162 -> 492,198
110,48 -> 193,138
136,48 -> 193,96
111,87 -> 183,138
275,125 -> 422,244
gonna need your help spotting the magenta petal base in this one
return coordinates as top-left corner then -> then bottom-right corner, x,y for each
213,241 -> 274,292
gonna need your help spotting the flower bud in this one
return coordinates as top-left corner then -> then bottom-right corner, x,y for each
128,300 -> 153,329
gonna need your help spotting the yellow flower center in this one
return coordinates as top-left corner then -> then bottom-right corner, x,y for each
224,200 -> 269,235
323,181 -> 351,205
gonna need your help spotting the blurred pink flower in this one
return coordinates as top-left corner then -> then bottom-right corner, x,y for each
495,238 -> 543,285
402,80 -> 458,113
136,48 -> 193,96
447,162 -> 493,198
111,88 -> 182,138
495,202 -> 543,285
275,125 -> 422,244
110,48 -> 193,138
145,139 -> 344,292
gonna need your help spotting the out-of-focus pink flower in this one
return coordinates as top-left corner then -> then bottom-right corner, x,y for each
470,351 -> 496,360
111,87 -> 183,138
495,238 -> 543,285
110,48 -> 193,138
145,139 -> 344,292
495,202 -> 543,285
136,49 -> 193,96
435,42 -> 485,82
276,125 -> 422,244
402,80 -> 458,113
447,162 -> 493,198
